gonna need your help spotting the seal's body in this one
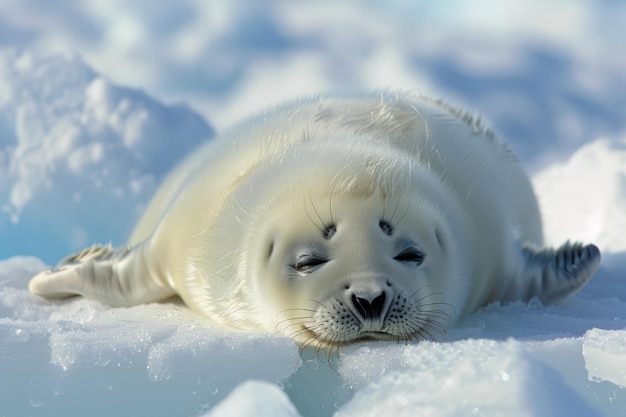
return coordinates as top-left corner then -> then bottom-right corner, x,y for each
30,93 -> 600,348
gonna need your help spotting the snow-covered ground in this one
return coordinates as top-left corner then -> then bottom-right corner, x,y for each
1,1 -> 625,416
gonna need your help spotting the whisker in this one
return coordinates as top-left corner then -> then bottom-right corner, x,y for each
416,307 -> 455,324
386,193 -> 403,226
276,307 -> 319,318
422,316 -> 450,339
304,202 -> 326,236
276,319 -> 316,332
393,198 -> 411,228
407,286 -> 435,302
280,286 -> 455,354
308,191 -> 330,234
289,326 -> 318,342
276,315 -> 316,323
412,316 -> 449,338
305,299 -> 329,310
328,183 -> 336,227
415,303 -> 454,316
408,288 -> 443,302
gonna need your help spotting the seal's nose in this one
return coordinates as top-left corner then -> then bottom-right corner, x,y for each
351,292 -> 386,320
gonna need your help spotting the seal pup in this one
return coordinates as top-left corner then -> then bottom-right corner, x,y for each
30,93 -> 601,350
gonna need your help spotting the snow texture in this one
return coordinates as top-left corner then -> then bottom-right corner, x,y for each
0,49 -> 213,263
583,329 -> 626,387
336,341 -> 601,417
204,381 -> 301,417
1,1 -> 626,416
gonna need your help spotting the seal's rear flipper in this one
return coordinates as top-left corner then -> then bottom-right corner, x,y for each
517,242 -> 601,305
29,244 -> 175,307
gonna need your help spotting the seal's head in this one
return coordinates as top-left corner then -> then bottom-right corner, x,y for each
217,141 -> 471,351
264,193 -> 462,350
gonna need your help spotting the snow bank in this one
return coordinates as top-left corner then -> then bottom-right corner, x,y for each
0,1 -> 624,162
583,329 -> 626,387
0,49 -> 213,264
204,381 -> 301,417
337,340 -> 601,417
4,253 -> 626,417
0,257 -> 301,417
533,136 -> 626,254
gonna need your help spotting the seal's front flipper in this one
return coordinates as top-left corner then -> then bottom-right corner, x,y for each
29,244 -> 175,307
516,242 -> 601,305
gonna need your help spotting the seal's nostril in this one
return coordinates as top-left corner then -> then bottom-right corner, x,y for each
370,293 -> 386,317
351,294 -> 368,319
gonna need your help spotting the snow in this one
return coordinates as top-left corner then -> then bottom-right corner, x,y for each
336,340 -> 601,417
1,1 -> 626,416
533,137 -> 626,253
1,258 -> 301,417
0,50 -> 213,264
583,329 -> 626,387
204,381 -> 301,417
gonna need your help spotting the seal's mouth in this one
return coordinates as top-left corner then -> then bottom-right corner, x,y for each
355,331 -> 399,342
292,326 -> 401,349
310,328 -> 406,347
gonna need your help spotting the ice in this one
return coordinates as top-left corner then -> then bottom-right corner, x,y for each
0,258 -> 301,416
583,329 -> 626,386
204,380 -> 301,417
579,329 -> 626,416
337,340 -> 601,417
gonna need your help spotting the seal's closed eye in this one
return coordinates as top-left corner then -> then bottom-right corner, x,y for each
292,254 -> 329,274
393,247 -> 425,266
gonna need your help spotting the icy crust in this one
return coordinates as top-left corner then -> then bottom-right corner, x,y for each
583,329 -> 626,387
336,340 -> 600,417
204,380 -> 301,417
3,254 -> 626,416
0,258 -> 301,417
0,48 -> 213,264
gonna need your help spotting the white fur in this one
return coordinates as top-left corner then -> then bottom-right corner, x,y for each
30,93 -> 600,347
